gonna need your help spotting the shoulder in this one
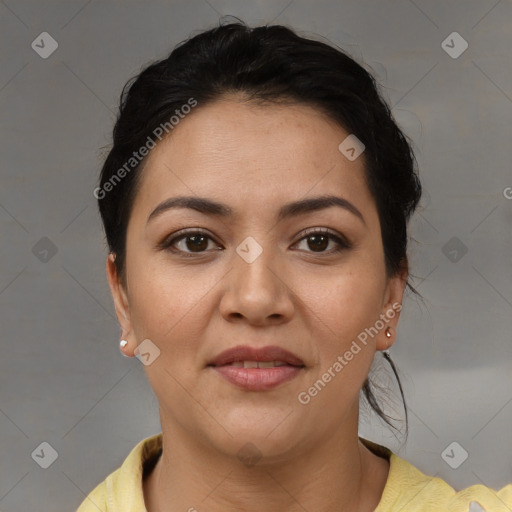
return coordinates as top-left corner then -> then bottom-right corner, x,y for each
378,450 -> 512,512
76,476 -> 109,511
75,433 -> 163,512
450,482 -> 512,512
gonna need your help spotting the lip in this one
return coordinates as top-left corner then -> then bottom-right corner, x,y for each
208,345 -> 305,367
212,365 -> 303,390
208,345 -> 305,391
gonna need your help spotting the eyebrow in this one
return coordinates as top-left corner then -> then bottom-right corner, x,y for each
147,194 -> 366,226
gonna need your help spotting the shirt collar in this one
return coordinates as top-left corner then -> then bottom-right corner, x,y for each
109,433 -> 413,512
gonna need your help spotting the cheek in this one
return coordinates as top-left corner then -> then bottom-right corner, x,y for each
292,256 -> 387,385
126,253 -> 217,354
291,270 -> 385,414
335,270 -> 385,331
126,261 -> 214,403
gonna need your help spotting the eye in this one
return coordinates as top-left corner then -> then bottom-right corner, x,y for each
159,229 -> 220,256
159,227 -> 351,257
293,228 -> 351,254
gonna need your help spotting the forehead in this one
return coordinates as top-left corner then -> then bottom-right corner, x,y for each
131,98 -> 376,223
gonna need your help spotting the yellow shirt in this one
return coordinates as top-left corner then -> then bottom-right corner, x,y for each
76,433 -> 512,512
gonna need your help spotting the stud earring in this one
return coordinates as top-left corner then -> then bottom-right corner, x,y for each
119,340 -> 131,357
383,327 -> 393,355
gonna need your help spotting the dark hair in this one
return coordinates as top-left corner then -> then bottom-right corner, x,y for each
97,17 -> 422,441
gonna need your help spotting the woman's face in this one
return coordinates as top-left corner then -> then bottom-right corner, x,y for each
107,96 -> 406,460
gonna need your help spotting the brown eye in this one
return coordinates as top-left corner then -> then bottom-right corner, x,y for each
306,234 -> 330,252
294,229 -> 351,254
160,230 -> 219,256
182,234 -> 209,252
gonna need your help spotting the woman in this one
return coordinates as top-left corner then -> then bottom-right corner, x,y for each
78,19 -> 512,512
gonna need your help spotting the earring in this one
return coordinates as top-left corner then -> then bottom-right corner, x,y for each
119,339 -> 131,357
383,327 -> 393,355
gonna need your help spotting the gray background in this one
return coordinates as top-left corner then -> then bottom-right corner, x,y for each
1,1 -> 511,510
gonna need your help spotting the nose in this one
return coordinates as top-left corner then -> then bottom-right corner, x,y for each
219,242 -> 295,326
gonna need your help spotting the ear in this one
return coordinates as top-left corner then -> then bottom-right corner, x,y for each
375,263 -> 408,352
106,253 -> 135,357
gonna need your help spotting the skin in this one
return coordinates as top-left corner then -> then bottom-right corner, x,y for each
106,95 -> 407,512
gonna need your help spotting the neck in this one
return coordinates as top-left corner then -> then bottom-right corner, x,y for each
144,408 -> 389,512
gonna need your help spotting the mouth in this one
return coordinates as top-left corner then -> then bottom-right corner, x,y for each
218,360 -> 298,368
208,345 -> 305,367
208,345 -> 305,391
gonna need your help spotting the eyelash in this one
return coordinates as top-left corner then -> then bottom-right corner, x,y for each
158,227 -> 352,258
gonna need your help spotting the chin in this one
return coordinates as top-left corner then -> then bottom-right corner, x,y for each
207,409 -> 306,456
